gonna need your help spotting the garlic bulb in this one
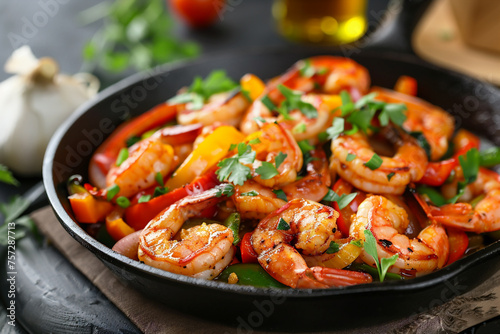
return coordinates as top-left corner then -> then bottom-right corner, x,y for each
0,46 -> 99,176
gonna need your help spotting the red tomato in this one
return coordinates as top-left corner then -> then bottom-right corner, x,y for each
446,227 -> 469,265
169,0 -> 224,28
240,232 -> 259,263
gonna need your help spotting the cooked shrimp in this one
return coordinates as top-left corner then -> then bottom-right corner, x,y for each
350,195 -> 449,275
232,180 -> 286,220
106,135 -> 178,198
267,56 -> 370,101
281,148 -> 331,201
138,185 -> 235,279
372,87 -> 454,161
431,168 -> 500,233
240,93 -> 341,144
330,128 -> 428,195
251,198 -> 372,288
232,149 -> 330,219
177,90 -> 250,127
245,122 -> 303,188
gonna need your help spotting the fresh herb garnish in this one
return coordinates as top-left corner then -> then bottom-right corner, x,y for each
275,152 -> 287,169
125,135 -> 141,147
215,184 -> 235,197
277,218 -> 290,231
364,153 -> 383,170
387,172 -> 395,181
299,59 -> 315,78
297,140 -> 314,155
0,165 -> 19,186
292,123 -> 307,134
116,196 -> 130,208
350,239 -> 362,247
277,84 -> 318,119
153,186 -> 168,198
363,230 -> 399,282
408,131 -> 431,159
346,153 -> 357,162
261,95 -> 277,111
326,241 -> 340,254
241,190 -> 259,197
256,162 -> 279,180
155,172 -> 164,187
116,148 -> 129,167
107,184 -> 120,201
217,143 -> 255,186
322,189 -> 357,210
326,117 -> 345,140
248,138 -> 261,145
138,195 -> 151,203
273,189 -> 288,202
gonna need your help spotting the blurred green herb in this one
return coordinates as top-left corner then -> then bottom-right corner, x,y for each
80,0 -> 200,73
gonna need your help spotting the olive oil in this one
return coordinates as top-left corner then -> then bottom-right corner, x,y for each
273,0 -> 367,44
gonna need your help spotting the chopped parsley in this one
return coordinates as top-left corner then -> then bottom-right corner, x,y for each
326,241 -> 340,254
299,59 -> 316,78
107,184 -> 120,201
138,195 -> 151,203
125,135 -> 141,147
277,218 -> 290,231
261,95 -> 277,111
408,131 -> 432,159
241,190 -> 259,197
273,189 -> 288,202
116,148 -> 129,167
0,164 -> 19,186
387,172 -> 395,181
153,186 -> 169,198
292,123 -> 307,134
346,153 -> 357,162
215,184 -> 235,197
364,153 -> 383,170
168,70 -> 238,110
322,189 -> 357,210
217,143 -> 255,186
155,172 -> 164,187
274,152 -> 287,169
277,84 -> 318,119
363,229 -> 399,282
326,117 -> 345,140
256,161 -> 279,180
350,239 -> 362,247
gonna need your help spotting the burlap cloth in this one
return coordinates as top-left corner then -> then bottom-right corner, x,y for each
32,207 -> 500,333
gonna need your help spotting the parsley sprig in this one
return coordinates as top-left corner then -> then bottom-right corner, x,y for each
168,70 -> 238,110
322,189 -> 357,210
363,230 -> 399,282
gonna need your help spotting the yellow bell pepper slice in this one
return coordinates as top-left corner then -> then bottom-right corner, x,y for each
166,125 -> 245,190
69,192 -> 113,224
305,239 -> 363,269
106,209 -> 135,241
240,74 -> 266,101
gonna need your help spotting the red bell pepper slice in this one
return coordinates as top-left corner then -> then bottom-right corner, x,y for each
240,232 -> 259,263
419,159 -> 457,186
124,169 -> 219,230
446,227 -> 469,265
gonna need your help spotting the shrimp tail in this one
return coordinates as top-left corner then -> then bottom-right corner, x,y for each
310,267 -> 373,287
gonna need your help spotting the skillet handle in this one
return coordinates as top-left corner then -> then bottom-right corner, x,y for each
361,0 -> 433,56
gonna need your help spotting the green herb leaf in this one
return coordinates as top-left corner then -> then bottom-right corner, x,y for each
275,152 -> 287,169
241,190 -> 259,197
326,117 -> 345,140
272,189 -> 288,202
350,239 -> 362,247
188,70 -> 238,101
387,172 -> 395,181
292,123 -> 307,134
339,90 -> 354,116
215,184 -> 235,197
322,189 -> 357,210
116,148 -> 129,166
216,158 -> 252,186
354,92 -> 378,109
237,143 -> 256,164
224,212 -> 241,245
248,138 -> 261,145
107,184 -> 120,201
363,229 -> 398,282
459,148 -> 480,184
416,185 -> 448,207
155,172 -> 164,187
317,131 -> 329,142
326,241 -> 340,254
254,116 -> 267,124
126,135 -> 141,147
299,59 -> 315,78
408,131 -> 432,159
0,165 -> 19,186
261,95 -> 277,111
153,186 -> 168,198
0,216 -> 38,246
383,103 -> 407,127
346,153 -> 356,162
277,85 -> 318,119
298,140 -> 314,155
277,218 -> 290,231
256,161 -> 279,180
364,153 -> 383,170
0,196 -> 30,223
138,195 -> 151,203
347,108 -> 376,134
116,196 -> 131,208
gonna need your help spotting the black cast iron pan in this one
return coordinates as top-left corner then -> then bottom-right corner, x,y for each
43,0 -> 500,331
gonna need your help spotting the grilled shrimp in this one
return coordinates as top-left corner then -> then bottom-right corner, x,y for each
106,125 -> 201,198
177,90 -> 250,127
245,122 -> 303,188
431,168 -> 500,233
372,87 -> 454,161
138,185 -> 235,279
240,93 -> 341,144
351,195 -> 449,275
251,198 -> 372,288
330,128 -> 428,195
232,148 -> 331,220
